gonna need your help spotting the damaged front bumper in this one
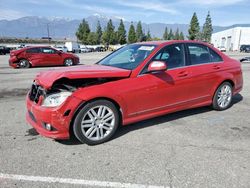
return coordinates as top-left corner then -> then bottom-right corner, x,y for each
26,87 -> 83,140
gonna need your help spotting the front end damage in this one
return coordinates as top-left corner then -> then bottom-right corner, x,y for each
26,76 -> 128,140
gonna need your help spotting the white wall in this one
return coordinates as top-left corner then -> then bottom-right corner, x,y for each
212,27 -> 250,51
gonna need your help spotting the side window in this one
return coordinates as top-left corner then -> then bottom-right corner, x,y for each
209,48 -> 223,62
41,48 -> 56,54
153,44 -> 185,69
26,48 -> 40,53
187,44 -> 211,65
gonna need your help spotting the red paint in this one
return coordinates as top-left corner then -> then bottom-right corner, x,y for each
9,46 -> 79,68
26,41 -> 243,140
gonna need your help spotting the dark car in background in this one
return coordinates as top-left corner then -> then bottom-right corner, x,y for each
0,46 -> 11,55
240,45 -> 250,52
9,46 -> 80,68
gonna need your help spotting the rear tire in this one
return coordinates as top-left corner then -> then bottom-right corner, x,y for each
19,59 -> 31,68
212,82 -> 233,111
73,100 -> 119,145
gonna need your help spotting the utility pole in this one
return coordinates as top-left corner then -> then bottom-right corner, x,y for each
47,23 -> 50,44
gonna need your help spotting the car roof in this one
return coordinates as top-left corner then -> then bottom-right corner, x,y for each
135,40 -> 213,46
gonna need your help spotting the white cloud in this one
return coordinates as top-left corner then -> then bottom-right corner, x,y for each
180,0 -> 245,6
111,0 -> 179,15
0,9 -> 30,20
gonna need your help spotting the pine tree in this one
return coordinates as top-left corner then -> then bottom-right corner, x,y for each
136,21 -> 144,42
117,19 -> 127,44
76,19 -> 90,44
202,11 -> 213,42
96,20 -> 102,44
110,31 -> 118,45
128,22 -> 137,43
188,12 -> 200,40
179,32 -> 184,40
168,29 -> 174,40
87,32 -> 98,45
102,19 -> 115,46
174,28 -> 180,40
146,30 -> 152,41
163,27 -> 168,40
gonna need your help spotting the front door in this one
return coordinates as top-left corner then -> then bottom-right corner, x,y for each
128,43 -> 192,116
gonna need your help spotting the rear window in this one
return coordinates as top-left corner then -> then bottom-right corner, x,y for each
187,44 -> 223,65
26,48 -> 40,53
209,48 -> 223,62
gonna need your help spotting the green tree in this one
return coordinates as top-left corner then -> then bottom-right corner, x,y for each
87,32 -> 98,45
146,30 -> 152,41
76,19 -> 90,44
188,12 -> 200,40
128,22 -> 137,43
202,11 -> 213,42
168,29 -> 174,40
117,19 -> 127,44
96,20 -> 102,44
163,27 -> 168,40
102,19 -> 115,46
179,31 -> 184,40
136,21 -> 144,42
174,28 -> 180,40
110,31 -> 118,45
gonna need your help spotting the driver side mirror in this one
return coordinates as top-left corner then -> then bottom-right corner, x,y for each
147,61 -> 167,72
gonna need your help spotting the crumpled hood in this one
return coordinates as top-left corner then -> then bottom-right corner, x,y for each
35,65 -> 131,89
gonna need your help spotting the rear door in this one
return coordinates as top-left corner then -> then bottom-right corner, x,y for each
185,43 -> 224,103
25,47 -> 42,66
40,47 -> 63,66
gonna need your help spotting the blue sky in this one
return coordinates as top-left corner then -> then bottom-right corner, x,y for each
1,0 -> 250,26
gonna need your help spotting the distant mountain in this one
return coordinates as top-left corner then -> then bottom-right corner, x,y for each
0,15 -> 249,40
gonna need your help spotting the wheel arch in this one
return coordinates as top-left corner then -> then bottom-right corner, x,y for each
212,79 -> 235,100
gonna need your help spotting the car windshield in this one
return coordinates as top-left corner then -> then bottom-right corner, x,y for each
98,44 -> 157,70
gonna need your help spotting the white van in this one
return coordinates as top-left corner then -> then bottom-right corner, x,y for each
65,42 -> 81,53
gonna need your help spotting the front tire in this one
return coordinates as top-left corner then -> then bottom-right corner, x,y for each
212,82 -> 233,111
73,100 -> 120,145
64,58 -> 73,66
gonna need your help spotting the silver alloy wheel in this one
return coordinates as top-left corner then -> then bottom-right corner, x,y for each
217,85 -> 232,108
81,105 -> 115,141
64,58 -> 73,66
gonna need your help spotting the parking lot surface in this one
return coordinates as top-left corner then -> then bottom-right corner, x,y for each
0,52 -> 250,188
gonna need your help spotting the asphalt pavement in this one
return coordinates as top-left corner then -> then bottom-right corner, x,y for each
0,51 -> 250,188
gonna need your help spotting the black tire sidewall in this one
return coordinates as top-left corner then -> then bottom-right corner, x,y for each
212,82 -> 233,111
19,59 -> 30,68
73,100 -> 119,145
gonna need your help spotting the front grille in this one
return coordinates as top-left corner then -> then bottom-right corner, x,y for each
29,83 -> 45,103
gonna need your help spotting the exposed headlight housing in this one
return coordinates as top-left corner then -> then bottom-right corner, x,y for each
42,91 -> 72,107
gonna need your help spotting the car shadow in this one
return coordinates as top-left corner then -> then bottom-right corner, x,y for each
57,93 -> 243,145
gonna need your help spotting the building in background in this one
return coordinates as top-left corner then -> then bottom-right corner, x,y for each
211,27 -> 250,51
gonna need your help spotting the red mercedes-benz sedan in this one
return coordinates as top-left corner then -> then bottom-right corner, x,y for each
9,46 -> 80,68
26,41 -> 243,145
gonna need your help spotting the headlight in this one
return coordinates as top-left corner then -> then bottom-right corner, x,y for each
42,91 -> 72,107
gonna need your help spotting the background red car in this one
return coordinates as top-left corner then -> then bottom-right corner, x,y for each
26,41 -> 243,145
9,46 -> 80,68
